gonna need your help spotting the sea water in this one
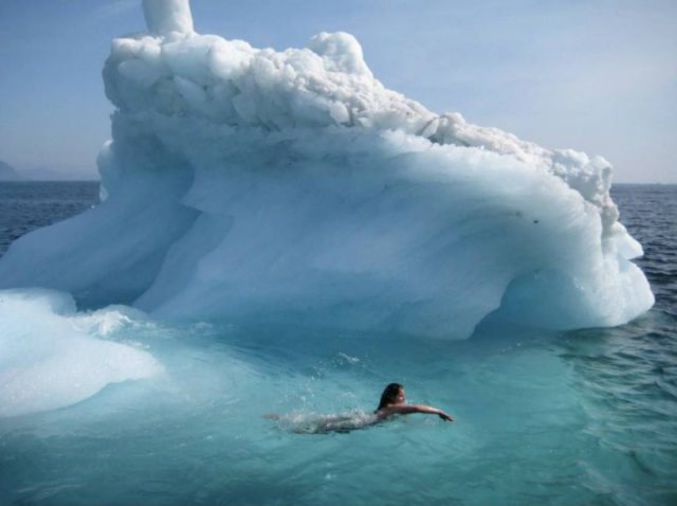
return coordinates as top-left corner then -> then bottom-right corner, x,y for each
0,182 -> 675,505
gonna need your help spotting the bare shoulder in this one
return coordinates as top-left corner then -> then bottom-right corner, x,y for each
378,404 -> 418,417
375,407 -> 398,419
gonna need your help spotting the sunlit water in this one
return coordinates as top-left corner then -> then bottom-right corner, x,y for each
0,182 -> 675,505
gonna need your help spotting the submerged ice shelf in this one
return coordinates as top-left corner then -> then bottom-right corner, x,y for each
0,289 -> 162,417
0,0 -> 653,339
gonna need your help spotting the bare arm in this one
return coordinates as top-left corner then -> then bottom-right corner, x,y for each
378,404 -> 453,421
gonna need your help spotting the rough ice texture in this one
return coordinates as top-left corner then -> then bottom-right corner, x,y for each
0,290 -> 162,418
143,0 -> 193,36
0,0 -> 654,339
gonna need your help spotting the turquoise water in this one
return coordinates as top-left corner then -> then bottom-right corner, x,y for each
0,183 -> 676,505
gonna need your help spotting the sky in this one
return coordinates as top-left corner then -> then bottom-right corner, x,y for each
0,0 -> 675,182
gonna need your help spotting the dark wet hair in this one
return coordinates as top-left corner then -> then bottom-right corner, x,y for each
377,383 -> 403,410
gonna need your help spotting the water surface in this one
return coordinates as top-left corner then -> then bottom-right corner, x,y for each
0,182 -> 675,506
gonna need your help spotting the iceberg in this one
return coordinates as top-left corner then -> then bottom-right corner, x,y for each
0,0 -> 653,339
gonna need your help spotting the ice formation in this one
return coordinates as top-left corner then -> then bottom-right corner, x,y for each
0,0 -> 653,339
0,289 -> 162,417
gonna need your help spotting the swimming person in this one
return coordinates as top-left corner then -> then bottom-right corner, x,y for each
267,383 -> 453,433
375,383 -> 453,422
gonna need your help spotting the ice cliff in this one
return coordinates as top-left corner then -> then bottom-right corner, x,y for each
0,0 -> 654,339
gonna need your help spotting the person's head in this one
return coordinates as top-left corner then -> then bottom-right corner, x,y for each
377,383 -> 405,410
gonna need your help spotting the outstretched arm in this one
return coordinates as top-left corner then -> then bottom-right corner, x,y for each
380,404 -> 453,421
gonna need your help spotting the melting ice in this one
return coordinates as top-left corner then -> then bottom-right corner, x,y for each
0,0 -> 654,417
0,290 -> 161,417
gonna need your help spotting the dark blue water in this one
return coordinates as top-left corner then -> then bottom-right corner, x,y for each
0,182 -> 100,255
613,185 -> 677,314
0,182 -> 675,506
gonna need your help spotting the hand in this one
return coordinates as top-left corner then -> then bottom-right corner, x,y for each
438,412 -> 453,422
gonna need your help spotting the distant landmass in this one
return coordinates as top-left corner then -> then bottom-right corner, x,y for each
21,167 -> 99,181
0,160 -> 98,181
0,160 -> 24,180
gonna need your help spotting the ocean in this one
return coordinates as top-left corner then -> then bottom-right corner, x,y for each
0,182 -> 675,506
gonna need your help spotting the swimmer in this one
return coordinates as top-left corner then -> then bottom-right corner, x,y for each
266,383 -> 453,433
375,383 -> 453,422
